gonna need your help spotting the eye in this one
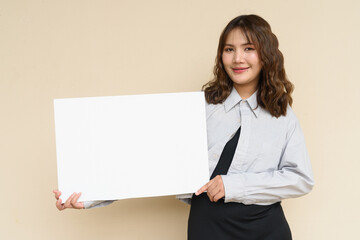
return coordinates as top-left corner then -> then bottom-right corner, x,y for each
244,47 -> 255,51
224,47 -> 234,52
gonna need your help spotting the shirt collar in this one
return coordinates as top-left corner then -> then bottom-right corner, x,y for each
224,88 -> 260,118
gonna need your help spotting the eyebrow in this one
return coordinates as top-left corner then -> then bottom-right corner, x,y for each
224,42 -> 254,47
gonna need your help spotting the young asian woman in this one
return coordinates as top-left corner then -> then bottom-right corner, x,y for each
54,14 -> 314,240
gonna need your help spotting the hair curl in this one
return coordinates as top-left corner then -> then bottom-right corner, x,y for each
203,14 -> 293,117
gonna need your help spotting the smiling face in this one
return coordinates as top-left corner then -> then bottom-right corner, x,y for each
222,28 -> 262,99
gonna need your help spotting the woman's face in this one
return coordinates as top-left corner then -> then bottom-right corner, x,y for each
222,28 -> 262,97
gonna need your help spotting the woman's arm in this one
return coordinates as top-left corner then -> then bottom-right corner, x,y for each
221,116 -> 314,204
53,190 -> 114,210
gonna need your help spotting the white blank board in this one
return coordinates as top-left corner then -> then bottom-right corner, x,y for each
54,92 -> 209,202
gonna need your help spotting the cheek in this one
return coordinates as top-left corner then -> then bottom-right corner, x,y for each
222,54 -> 232,66
249,54 -> 261,69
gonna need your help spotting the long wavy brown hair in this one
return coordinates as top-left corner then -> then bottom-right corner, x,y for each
203,14 -> 293,117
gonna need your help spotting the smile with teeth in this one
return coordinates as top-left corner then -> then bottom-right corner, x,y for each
232,67 -> 249,73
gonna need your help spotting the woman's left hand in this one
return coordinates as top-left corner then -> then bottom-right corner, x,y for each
195,175 -> 225,202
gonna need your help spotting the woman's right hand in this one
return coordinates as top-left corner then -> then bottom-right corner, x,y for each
53,190 -> 84,211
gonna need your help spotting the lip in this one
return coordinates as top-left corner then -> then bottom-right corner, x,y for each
232,67 -> 249,73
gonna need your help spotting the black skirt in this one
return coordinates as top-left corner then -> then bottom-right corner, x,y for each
187,127 -> 292,239
188,194 -> 292,240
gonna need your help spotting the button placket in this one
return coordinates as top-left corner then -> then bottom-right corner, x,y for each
229,102 -> 252,172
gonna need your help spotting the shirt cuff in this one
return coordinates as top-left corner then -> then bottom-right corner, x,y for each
221,174 -> 246,203
83,200 -> 115,209
176,193 -> 192,205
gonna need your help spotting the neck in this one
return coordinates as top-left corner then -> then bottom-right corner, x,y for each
234,84 -> 258,100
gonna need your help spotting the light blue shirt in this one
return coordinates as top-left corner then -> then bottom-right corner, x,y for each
178,88 -> 314,205
84,88 -> 314,208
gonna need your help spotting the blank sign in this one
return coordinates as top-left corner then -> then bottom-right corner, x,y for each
54,92 -> 209,202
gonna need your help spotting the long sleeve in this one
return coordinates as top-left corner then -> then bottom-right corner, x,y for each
221,114 -> 314,205
83,200 -> 115,209
178,90 -> 314,205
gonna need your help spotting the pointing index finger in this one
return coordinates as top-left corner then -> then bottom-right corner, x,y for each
195,182 -> 210,196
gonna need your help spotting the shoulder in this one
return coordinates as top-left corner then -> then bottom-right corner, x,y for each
257,105 -> 301,140
281,105 -> 303,141
285,105 -> 298,121
284,105 -> 301,130
259,104 -> 299,123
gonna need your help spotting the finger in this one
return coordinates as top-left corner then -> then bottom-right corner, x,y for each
196,185 -> 207,196
73,195 -> 84,209
71,193 -> 83,209
71,192 -> 81,204
75,202 -> 85,209
56,198 -> 65,211
196,181 -> 213,196
211,176 -> 225,202
207,181 -> 218,193
53,190 -> 61,200
64,193 -> 76,208
212,189 -> 225,202
207,191 -> 213,202
207,185 -> 220,202
201,177 -> 218,194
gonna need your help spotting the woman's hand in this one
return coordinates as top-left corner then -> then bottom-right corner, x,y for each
53,190 -> 84,211
195,175 -> 225,202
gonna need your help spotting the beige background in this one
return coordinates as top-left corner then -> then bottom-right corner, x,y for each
1,0 -> 359,239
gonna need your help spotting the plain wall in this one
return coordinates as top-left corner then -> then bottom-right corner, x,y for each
1,0 -> 359,239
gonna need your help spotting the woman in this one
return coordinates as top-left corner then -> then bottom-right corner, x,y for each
185,14 -> 314,239
54,14 -> 314,240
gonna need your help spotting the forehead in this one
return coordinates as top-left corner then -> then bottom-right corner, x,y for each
225,28 -> 252,44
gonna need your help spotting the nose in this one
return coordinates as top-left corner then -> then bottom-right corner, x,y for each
233,50 -> 243,63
